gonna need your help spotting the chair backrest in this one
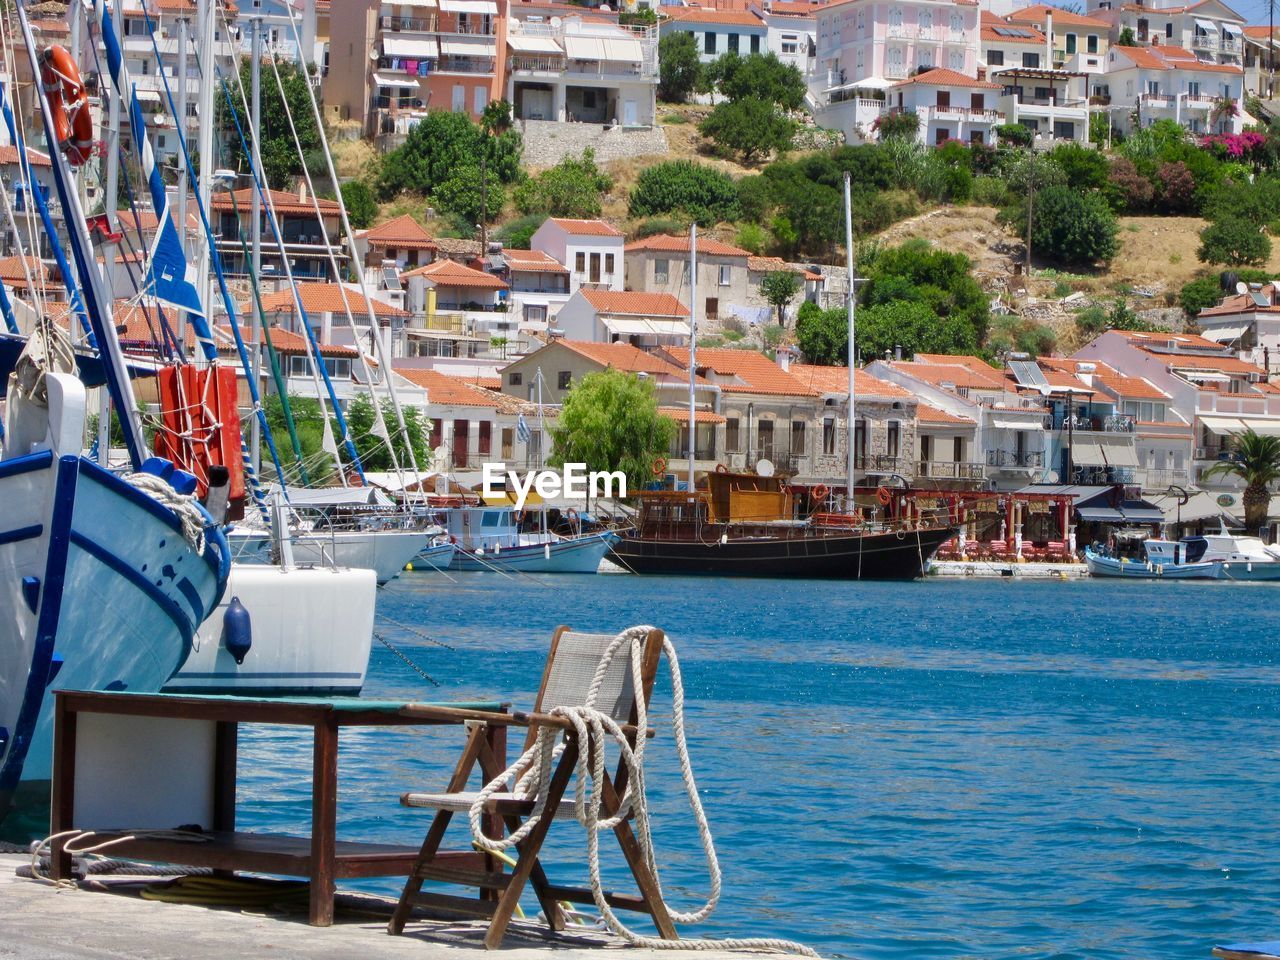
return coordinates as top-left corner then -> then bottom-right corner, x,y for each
525,626 -> 665,751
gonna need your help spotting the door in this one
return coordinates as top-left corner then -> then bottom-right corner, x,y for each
623,99 -> 638,125
478,420 -> 491,457
452,84 -> 465,112
936,90 -> 950,108
757,420 -> 774,461
453,419 -> 470,468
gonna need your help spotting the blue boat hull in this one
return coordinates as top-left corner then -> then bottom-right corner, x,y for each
1085,547 -> 1280,581
0,452 -> 228,832
449,532 -> 618,574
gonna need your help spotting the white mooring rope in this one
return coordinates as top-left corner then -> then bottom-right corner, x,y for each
123,471 -> 209,557
468,625 -> 819,957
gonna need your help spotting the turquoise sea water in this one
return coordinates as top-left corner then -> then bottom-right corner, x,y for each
235,574 -> 1280,960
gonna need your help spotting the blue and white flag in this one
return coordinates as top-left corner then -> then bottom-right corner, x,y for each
516,413 -> 531,444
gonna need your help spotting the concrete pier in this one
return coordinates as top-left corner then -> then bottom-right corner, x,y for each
0,855 -> 814,959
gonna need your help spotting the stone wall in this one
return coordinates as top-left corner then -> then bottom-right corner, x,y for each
518,120 -> 669,168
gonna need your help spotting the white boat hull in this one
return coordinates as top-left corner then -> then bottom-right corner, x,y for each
0,451 -> 228,828
450,532 -> 619,574
411,541 -> 456,571
164,563 -> 377,696
1085,547 -> 1280,581
229,528 -> 431,585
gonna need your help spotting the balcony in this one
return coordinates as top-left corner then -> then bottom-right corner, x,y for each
1141,467 -> 1192,490
986,449 -> 1044,469
1191,33 -> 1217,52
860,453 -> 910,474
926,104 -> 1002,122
436,56 -> 495,75
886,24 -> 910,38
564,58 -> 655,80
380,14 -> 436,32
917,460 -> 986,480
1102,414 -> 1136,433
511,55 -> 566,75
917,27 -> 939,41
1140,92 -> 1172,107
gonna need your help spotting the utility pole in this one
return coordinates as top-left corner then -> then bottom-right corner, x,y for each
249,6 -> 263,477
687,223 -> 697,494
1025,151 -> 1035,282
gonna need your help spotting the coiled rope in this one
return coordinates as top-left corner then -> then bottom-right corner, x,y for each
123,471 -> 208,556
467,625 -> 817,957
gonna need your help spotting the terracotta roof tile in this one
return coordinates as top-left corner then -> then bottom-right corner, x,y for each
360,214 -> 437,250
788,363 -> 914,399
209,188 -> 340,217
891,67 -> 1002,89
0,144 -> 51,167
665,347 -> 816,396
1113,329 -> 1235,350
765,1 -> 820,16
1112,44 -> 1244,73
625,234 -> 750,257
580,289 -> 690,317
256,283 -> 409,317
503,248 -> 568,273
891,359 -> 1006,391
657,406 -> 727,424
545,217 -> 623,237
393,366 -> 507,407
662,7 -> 763,26
547,339 -> 691,378
402,258 -> 509,289
0,255 -> 57,286
916,402 -> 976,425
1006,4 -> 1111,28
981,12 -> 1047,43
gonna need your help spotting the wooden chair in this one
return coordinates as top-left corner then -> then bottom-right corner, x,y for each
388,625 -> 677,949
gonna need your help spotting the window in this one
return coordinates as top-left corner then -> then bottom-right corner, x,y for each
971,92 -> 984,110
726,417 -> 740,452
757,419 -> 774,458
501,427 -> 514,459
856,9 -> 865,33
921,434 -> 931,463
1188,80 -> 1201,97
988,49 -> 1004,65
718,264 -> 731,286
953,436 -> 963,462
937,90 -> 950,108
605,253 -> 615,275
523,303 -> 547,324
920,10 -> 932,30
1065,33 -> 1077,54
949,49 -> 964,69
589,252 -> 601,283
508,371 -> 523,386
704,31 -> 716,54
918,47 -> 933,68
728,33 -> 739,53
887,421 -> 900,458
157,135 -> 166,149
655,258 -> 670,283
950,12 -> 963,34
1087,34 -> 1098,53
705,296 -> 719,319
790,421 -> 805,456
854,420 -> 866,463
474,85 -> 488,116
478,420 -> 491,455
750,34 -> 760,53
889,6 -> 902,28
430,418 -> 443,448
575,252 -> 585,273
781,33 -> 799,54
822,417 -> 835,455
1022,51 -> 1040,68
557,371 -> 572,391
1165,21 -> 1172,37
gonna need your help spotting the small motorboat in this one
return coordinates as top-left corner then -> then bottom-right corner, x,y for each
1085,535 -> 1280,581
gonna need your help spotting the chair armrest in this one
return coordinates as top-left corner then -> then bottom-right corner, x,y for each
514,710 -> 656,739
398,703 -> 520,725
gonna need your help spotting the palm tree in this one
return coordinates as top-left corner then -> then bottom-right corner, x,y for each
1202,428 -> 1280,536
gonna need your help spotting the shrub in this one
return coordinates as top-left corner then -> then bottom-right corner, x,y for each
632,217 -> 687,239
971,175 -> 1009,207
512,149 -> 612,218
735,222 -> 770,255
995,123 -> 1033,148
1028,185 -> 1119,266
1105,156 -> 1154,212
860,239 -> 990,348
495,213 -> 543,250
698,97 -> 796,164
795,301 -> 847,364
1155,161 -> 1196,213
433,166 -> 504,225
736,174 -> 774,223
1048,142 -> 1110,191
1179,276 -> 1222,317
658,32 -> 702,103
987,314 -> 1057,357
339,180 -> 378,229
1198,217 -> 1273,266
873,111 -> 920,141
628,160 -> 741,224
859,300 -> 979,359
941,164 -> 973,203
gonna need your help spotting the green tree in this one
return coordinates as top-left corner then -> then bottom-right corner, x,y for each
712,52 -> 806,109
1179,276 -> 1225,317
512,149 -> 612,218
496,213 -> 544,249
761,270 -> 801,327
658,32 -> 702,103
874,111 -> 921,141
1197,217 -> 1272,266
216,59 -> 320,190
628,159 -> 741,223
549,370 -> 676,495
1047,142 -> 1110,191
433,165 -> 505,226
858,300 -> 979,359
1089,111 -> 1111,147
995,123 -> 1033,148
1005,184 -> 1119,267
860,239 -> 991,346
340,180 -> 378,229
376,108 -> 521,200
1117,26 -> 1136,45
261,393 -> 336,485
795,301 -> 847,364
343,393 -> 430,473
699,97 -> 796,164
1202,429 -> 1280,535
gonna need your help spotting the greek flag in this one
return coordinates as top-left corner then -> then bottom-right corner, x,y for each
516,414 -> 531,444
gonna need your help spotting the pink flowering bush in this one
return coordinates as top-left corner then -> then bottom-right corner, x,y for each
1201,131 -> 1267,159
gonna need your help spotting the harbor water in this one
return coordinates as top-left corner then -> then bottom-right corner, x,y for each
235,575 -> 1280,960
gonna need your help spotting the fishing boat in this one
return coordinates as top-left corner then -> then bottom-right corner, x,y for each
1085,535 -> 1280,581
609,471 -> 954,579
412,539 -> 457,571
442,505 -> 619,574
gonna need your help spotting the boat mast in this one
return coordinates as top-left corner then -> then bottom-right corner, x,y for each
537,366 -> 546,535
195,0 -> 216,351
248,6 -> 263,478
99,0 -> 124,465
843,172 -> 856,506
175,7 -> 189,348
687,222 -> 697,492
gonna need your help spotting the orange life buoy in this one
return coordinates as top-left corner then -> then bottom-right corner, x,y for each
40,46 -> 93,167
651,456 -> 667,477
877,486 -> 892,505
812,484 -> 829,501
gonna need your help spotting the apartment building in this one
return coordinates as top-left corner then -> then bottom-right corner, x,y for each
209,187 -> 345,283
555,289 -> 691,347
1242,25 -> 1277,95
1086,0 -> 1246,69
1196,281 -> 1280,373
325,0 -> 505,143
506,14 -> 658,126
529,217 -> 624,294
758,1 -> 819,78
658,7 -> 769,62
981,12 -> 1090,142
1005,4 -> 1110,75
1103,43 -> 1244,134
623,233 -> 753,325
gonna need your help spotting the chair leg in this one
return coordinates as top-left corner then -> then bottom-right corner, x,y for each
389,809 -> 454,934
504,813 -> 566,932
599,773 -> 679,940
483,741 -> 579,950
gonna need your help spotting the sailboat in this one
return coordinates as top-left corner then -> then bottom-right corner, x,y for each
0,0 -> 230,833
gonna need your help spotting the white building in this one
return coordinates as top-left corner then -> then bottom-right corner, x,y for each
555,288 -> 691,347
759,1 -> 818,79
981,13 -> 1089,142
529,217 -> 625,295
658,7 -> 769,63
1103,43 -> 1244,135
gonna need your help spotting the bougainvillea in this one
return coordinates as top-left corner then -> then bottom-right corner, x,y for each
1201,131 -> 1267,159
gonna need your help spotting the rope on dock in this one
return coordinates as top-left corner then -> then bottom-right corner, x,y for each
468,625 -> 819,957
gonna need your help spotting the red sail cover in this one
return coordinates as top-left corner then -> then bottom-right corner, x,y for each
156,365 -> 245,500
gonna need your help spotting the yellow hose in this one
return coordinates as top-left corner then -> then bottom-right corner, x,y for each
140,875 -> 310,908
473,844 -> 587,925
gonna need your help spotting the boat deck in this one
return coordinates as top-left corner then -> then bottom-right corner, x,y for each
0,854 -> 816,959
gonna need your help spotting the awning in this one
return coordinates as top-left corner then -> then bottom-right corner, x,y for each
988,415 -> 1040,430
507,35 -> 563,54
1239,418 -> 1280,437
1202,324 -> 1248,342
1200,415 -> 1247,435
1223,22 -> 1243,35
1149,490 -> 1235,524
439,0 -> 497,11
439,37 -> 497,57
603,317 -> 691,337
1180,370 -> 1231,382
373,72 -> 420,89
1194,17 -> 1219,33
1096,434 -> 1140,467
136,89 -> 161,103
603,37 -> 643,61
563,35 -> 606,60
1077,504 -> 1165,523
383,36 -> 437,57
393,0 -> 437,7
1069,438 -> 1106,466
1076,506 -> 1124,522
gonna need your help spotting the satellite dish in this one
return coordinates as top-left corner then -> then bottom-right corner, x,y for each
756,458 -> 775,477
550,16 -> 562,26
369,48 -> 379,61
1044,470 -> 1059,483
1237,281 -> 1249,295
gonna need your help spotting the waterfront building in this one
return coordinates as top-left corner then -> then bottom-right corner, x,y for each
1073,329 -> 1274,495
1193,281 -> 1280,374
1101,43 -> 1244,136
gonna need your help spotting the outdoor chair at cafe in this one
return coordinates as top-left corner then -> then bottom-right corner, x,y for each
387,625 -> 678,949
